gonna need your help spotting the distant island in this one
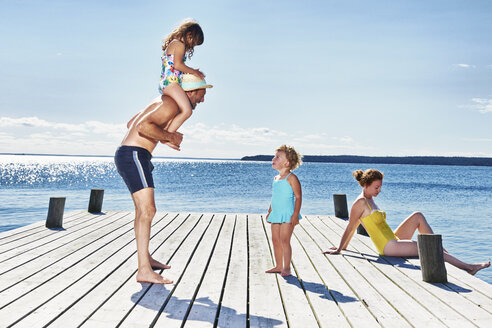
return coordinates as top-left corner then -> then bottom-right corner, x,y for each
241,155 -> 492,167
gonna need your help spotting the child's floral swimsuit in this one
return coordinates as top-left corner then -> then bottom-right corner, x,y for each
158,53 -> 186,94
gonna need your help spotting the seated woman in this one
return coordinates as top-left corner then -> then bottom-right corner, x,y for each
323,169 -> 490,275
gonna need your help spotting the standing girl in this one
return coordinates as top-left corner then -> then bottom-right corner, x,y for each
159,19 -> 205,150
265,145 -> 303,277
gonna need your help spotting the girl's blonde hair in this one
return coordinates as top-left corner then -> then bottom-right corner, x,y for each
276,145 -> 302,170
162,19 -> 204,59
353,169 -> 384,187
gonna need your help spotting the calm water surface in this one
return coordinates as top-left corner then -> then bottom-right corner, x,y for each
1,155 -> 491,283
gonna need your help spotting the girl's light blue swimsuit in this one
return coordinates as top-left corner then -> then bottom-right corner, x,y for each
268,173 -> 302,223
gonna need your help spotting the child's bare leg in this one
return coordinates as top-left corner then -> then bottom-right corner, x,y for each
266,224 -> 283,273
280,223 -> 294,276
162,83 -> 193,147
394,212 -> 434,240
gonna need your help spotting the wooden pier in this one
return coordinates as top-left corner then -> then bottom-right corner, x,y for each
0,211 -> 491,327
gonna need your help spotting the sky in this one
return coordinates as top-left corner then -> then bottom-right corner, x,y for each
1,0 -> 491,159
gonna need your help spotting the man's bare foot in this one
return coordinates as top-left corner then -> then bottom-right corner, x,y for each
467,261 -> 491,275
136,268 -> 173,284
150,257 -> 171,270
281,269 -> 291,277
265,267 -> 282,273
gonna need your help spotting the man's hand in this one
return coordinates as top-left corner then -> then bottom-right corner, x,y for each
162,141 -> 180,151
160,131 -> 183,151
169,131 -> 183,147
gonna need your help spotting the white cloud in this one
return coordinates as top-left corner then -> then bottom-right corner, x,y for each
0,116 -> 361,158
454,63 -> 476,69
470,98 -> 492,113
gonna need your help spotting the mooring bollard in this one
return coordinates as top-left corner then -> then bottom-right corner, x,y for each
417,234 -> 447,283
357,224 -> 369,236
333,194 -> 349,219
46,197 -> 66,228
88,189 -> 104,213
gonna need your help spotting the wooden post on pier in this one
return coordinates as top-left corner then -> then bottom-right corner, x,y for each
417,234 -> 447,283
357,224 -> 369,236
333,194 -> 349,219
88,189 -> 104,213
46,197 -> 65,228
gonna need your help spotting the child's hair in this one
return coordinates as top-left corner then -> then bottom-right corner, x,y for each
162,19 -> 204,59
353,169 -> 384,187
276,145 -> 302,170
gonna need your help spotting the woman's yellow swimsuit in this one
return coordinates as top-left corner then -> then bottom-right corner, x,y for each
360,199 -> 398,255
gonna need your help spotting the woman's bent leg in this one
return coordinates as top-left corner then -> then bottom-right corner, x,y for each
394,212 -> 433,240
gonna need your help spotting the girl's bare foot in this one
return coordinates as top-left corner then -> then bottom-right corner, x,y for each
150,257 -> 171,270
281,269 -> 291,277
265,267 -> 282,273
467,261 -> 491,275
136,268 -> 173,284
164,141 -> 180,151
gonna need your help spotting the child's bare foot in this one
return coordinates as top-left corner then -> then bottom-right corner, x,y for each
150,257 -> 171,270
467,261 -> 491,275
280,269 -> 291,277
265,267 -> 282,273
136,268 -> 173,284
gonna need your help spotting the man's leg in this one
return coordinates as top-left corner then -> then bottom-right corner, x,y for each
131,187 -> 172,284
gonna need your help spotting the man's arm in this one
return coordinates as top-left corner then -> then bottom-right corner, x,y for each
135,99 -> 183,147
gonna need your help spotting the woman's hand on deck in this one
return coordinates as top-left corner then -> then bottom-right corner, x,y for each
323,246 -> 340,255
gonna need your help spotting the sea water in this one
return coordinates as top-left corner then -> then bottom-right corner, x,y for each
1,154 -> 491,283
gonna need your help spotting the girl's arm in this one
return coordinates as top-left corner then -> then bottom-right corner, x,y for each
288,174 -> 302,226
265,204 -> 272,222
324,199 -> 364,254
170,41 -> 204,79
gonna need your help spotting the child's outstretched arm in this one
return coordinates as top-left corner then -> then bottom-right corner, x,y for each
288,174 -> 302,226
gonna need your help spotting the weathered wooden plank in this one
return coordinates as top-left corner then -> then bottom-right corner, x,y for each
287,223 -> 350,327
323,215 -> 480,328
0,210 -> 94,254
301,216 -> 408,327
326,214 -> 492,326
0,211 -> 131,285
248,213 -> 287,328
0,210 -> 84,242
216,214 -> 248,328
0,213 -> 174,327
261,217 -> 320,328
70,213 -> 199,328
311,216 -> 447,327
183,214 -> 237,327
43,212 -> 190,328
0,211 -> 133,303
294,219 -> 378,328
150,214 -> 228,327
116,214 -> 217,328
